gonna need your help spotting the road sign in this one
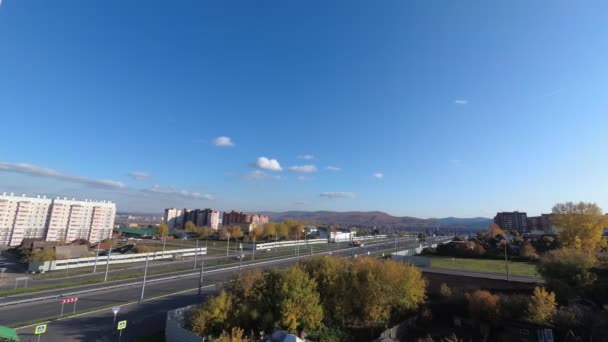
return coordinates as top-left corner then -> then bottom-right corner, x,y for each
112,306 -> 120,315
60,297 -> 78,305
117,320 -> 127,330
34,324 -> 47,334
0,267 -> 6,273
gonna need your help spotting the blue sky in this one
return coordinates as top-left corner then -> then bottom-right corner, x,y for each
1,1 -> 607,217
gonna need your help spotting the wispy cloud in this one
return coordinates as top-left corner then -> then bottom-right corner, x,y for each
128,171 -> 150,181
320,192 -> 355,199
453,99 -> 468,105
288,165 -> 317,173
372,172 -> 384,179
244,170 -> 281,180
252,157 -> 282,171
296,175 -> 313,181
325,166 -> 341,171
297,154 -> 314,160
0,162 -> 127,189
293,201 -> 307,206
143,185 -> 213,200
212,136 -> 235,147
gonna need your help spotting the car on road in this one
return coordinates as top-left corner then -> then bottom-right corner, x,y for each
234,254 -> 246,260
351,240 -> 364,247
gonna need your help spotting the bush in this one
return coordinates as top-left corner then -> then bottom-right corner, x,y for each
466,290 -> 499,320
519,242 -> 538,260
537,248 -> 596,300
439,283 -> 452,299
527,287 -> 557,324
498,294 -> 529,320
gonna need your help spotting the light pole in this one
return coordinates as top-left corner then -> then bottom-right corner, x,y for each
140,254 -> 149,302
193,239 -> 199,270
252,234 -> 256,261
162,236 -> 166,261
504,242 -> 510,281
104,247 -> 112,282
198,259 -> 204,296
226,233 -> 231,257
239,244 -> 243,275
93,240 -> 101,273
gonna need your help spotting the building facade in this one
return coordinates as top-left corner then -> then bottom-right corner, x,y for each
164,208 -> 220,230
0,193 -> 115,246
526,214 -> 554,233
494,211 -> 528,233
222,210 -> 268,226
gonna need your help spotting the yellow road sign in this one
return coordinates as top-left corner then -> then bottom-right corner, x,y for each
35,324 -> 47,335
117,320 -> 127,330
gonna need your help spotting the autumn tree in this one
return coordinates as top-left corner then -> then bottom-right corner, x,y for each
537,248 -> 596,299
29,249 -> 56,262
156,222 -> 169,239
229,226 -> 243,243
519,241 -> 538,260
527,287 -> 557,324
276,222 -> 289,240
184,221 -> 197,234
552,201 -> 608,252
487,223 -> 506,238
218,226 -> 230,240
277,266 -> 323,333
466,290 -> 499,320
189,290 -> 232,337
263,222 -> 276,240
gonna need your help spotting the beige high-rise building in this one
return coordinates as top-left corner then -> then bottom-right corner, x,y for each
163,208 -> 183,229
0,193 -> 116,246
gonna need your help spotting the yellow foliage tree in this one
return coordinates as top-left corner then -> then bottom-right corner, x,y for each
156,222 -> 169,238
552,201 -> 608,252
487,223 -> 506,237
527,287 -> 557,324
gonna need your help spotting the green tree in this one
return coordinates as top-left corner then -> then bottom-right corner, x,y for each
277,266 -> 323,333
527,287 -> 557,324
156,222 -> 169,238
537,248 -> 596,299
552,201 -> 608,252
29,249 -> 56,262
498,294 -> 529,320
276,223 -> 289,240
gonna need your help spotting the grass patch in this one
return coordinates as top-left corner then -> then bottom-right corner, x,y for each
429,256 -> 540,278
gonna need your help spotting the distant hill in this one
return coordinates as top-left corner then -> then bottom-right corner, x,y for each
259,211 -> 492,230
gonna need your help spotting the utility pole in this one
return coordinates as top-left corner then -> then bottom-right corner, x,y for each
162,236 -> 166,261
239,244 -> 243,276
252,234 -> 256,261
93,240 -> 101,273
193,239 -> 199,270
104,246 -> 112,282
198,259 -> 204,296
226,233 -> 231,257
504,242 -> 510,281
139,254 -> 149,302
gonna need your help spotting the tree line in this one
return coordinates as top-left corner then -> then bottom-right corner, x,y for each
187,256 -> 427,341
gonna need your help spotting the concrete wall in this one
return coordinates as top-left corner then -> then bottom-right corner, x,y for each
29,247 -> 207,272
166,305 -> 204,342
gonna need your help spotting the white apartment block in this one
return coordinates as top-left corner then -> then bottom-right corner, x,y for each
164,208 -> 183,229
0,193 -> 116,246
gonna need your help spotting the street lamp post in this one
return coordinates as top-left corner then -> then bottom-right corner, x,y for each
193,239 -> 199,270
93,240 -> 101,273
198,259 -> 205,296
504,243 -> 510,281
104,247 -> 112,282
226,233 -> 231,257
139,254 -> 149,302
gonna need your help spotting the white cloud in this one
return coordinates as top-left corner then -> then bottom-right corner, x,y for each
296,175 -> 313,181
212,136 -> 235,147
373,172 -> 384,179
288,165 -> 317,173
453,99 -> 468,105
297,154 -> 314,160
325,166 -> 341,171
320,192 -> 355,199
0,162 -> 127,189
244,170 -> 281,180
144,185 -> 213,200
128,171 -> 150,181
252,157 -> 282,171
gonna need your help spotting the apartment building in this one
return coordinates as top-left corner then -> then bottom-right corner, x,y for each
494,211 -> 528,233
163,208 -> 220,230
222,210 -> 268,226
0,193 -> 116,246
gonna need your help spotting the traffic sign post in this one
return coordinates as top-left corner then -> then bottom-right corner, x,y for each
112,306 -> 120,324
60,297 -> 78,317
117,320 -> 127,341
34,324 -> 46,342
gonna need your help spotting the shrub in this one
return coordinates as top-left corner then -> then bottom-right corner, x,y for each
527,287 -> 557,324
439,283 -> 452,299
466,290 -> 499,320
